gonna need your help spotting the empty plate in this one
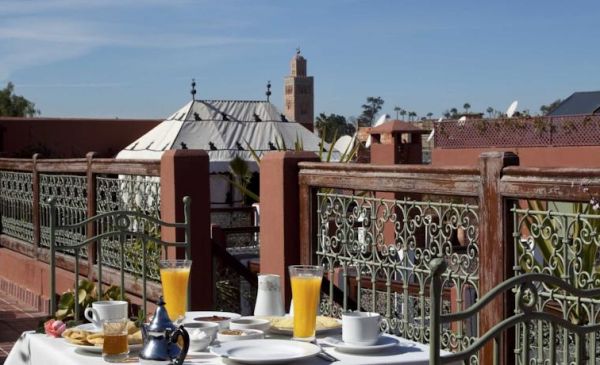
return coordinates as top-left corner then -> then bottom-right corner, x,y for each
210,339 -> 321,364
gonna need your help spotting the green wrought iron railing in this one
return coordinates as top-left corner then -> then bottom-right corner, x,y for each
316,192 -> 479,354
429,258 -> 600,365
49,196 -> 191,319
512,202 -> 600,364
0,171 -> 34,243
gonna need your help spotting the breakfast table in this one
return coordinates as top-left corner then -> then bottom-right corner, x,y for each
5,330 -> 450,365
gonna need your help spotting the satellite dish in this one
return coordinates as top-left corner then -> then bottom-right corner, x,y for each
333,135 -> 354,155
426,118 -> 443,142
365,114 -> 388,148
457,115 -> 467,126
506,101 -> 518,118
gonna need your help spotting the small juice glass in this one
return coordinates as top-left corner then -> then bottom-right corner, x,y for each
102,318 -> 129,362
289,265 -> 323,342
159,259 -> 192,321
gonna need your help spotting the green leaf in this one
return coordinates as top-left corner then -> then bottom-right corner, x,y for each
58,292 -> 74,309
77,288 -> 87,304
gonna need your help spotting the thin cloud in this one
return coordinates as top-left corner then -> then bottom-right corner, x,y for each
0,16 -> 287,78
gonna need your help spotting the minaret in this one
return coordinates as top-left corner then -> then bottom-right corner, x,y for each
284,49 -> 314,131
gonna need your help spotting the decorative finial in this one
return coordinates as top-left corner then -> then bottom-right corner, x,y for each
265,80 -> 272,102
296,47 -> 301,55
190,78 -> 197,101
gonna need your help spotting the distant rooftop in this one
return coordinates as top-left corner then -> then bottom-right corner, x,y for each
549,91 -> 600,116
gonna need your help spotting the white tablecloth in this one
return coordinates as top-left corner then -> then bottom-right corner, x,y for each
6,331 -> 449,365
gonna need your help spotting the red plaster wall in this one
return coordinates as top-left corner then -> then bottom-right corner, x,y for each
431,146 -> 600,168
0,117 -> 160,158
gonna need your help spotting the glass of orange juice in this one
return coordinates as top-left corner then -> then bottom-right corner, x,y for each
289,265 -> 323,342
159,259 -> 192,321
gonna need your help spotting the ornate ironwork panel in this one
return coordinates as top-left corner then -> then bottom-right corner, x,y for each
213,255 -> 257,316
39,174 -> 88,256
96,175 -> 161,280
513,201 -> 600,364
0,171 -> 34,243
211,208 -> 258,252
316,192 -> 479,355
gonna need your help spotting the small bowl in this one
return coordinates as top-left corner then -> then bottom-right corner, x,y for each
183,322 -> 219,352
229,317 -> 271,332
216,328 -> 264,343
192,314 -> 238,329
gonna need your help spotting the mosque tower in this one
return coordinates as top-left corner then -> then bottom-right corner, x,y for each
283,49 -> 314,131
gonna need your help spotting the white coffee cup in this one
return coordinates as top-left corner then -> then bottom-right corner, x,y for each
342,311 -> 381,346
84,301 -> 128,329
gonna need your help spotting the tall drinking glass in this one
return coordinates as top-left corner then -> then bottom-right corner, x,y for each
289,265 -> 323,342
159,259 -> 192,321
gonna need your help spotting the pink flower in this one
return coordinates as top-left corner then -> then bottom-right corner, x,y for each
44,319 -> 66,338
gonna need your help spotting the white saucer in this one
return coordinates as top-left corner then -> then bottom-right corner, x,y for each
74,323 -> 102,333
322,334 -> 399,353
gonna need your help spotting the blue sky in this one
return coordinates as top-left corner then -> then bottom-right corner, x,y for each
1,0 -> 599,120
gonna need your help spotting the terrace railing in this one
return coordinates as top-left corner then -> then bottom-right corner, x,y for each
258,150 -> 600,364
0,150 -> 214,311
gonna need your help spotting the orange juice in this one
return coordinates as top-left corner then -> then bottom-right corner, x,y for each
160,267 -> 190,320
291,276 -> 322,339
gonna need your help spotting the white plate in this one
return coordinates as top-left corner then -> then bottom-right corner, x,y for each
322,334 -> 400,353
65,340 -> 142,353
210,339 -> 321,364
267,316 -> 342,335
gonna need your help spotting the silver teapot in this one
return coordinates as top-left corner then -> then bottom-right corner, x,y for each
139,296 -> 189,365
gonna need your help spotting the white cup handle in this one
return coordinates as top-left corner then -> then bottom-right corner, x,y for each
84,307 -> 101,327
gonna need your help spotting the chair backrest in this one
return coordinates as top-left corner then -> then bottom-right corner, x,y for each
48,196 -> 191,320
428,258 -> 600,365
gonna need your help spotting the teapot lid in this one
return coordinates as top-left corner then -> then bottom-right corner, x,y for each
147,296 -> 177,332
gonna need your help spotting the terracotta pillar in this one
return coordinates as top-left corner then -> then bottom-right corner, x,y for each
259,151 -> 320,310
160,149 -> 212,310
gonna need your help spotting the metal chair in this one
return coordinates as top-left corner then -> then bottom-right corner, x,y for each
428,258 -> 600,364
48,196 -> 191,319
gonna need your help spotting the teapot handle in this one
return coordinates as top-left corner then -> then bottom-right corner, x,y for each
169,325 -> 189,365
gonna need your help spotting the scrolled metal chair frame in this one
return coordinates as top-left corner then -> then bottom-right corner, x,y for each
429,258 -> 600,365
49,196 -> 191,319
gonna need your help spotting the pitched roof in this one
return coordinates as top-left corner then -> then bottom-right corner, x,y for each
117,99 -> 337,171
549,91 -> 600,116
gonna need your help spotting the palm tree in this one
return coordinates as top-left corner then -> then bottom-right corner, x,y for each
408,111 -> 417,121
486,107 -> 494,118
463,103 -> 471,113
426,112 -> 433,119
450,108 -> 458,117
400,109 -> 407,120
394,106 -> 401,120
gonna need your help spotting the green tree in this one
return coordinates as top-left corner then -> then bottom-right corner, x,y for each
540,99 -> 562,115
408,111 -> 417,121
486,106 -> 494,118
0,82 -> 39,117
463,103 -> 471,113
400,109 -> 407,120
357,96 -> 384,127
450,107 -> 458,117
315,113 -> 356,143
426,112 -> 433,119
394,106 -> 401,120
